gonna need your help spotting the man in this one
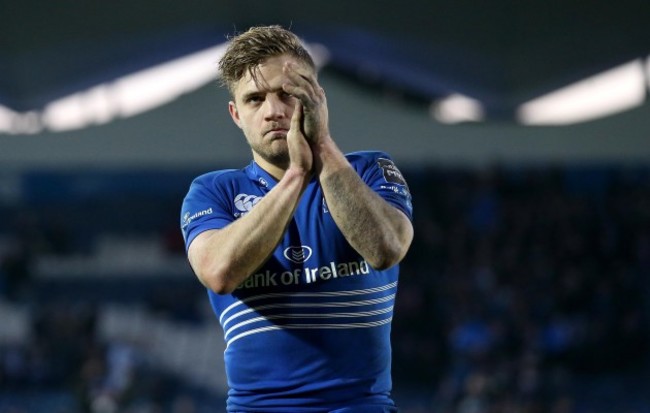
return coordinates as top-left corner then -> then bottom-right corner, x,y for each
180,25 -> 413,412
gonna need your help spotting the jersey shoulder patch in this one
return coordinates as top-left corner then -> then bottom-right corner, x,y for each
377,157 -> 407,186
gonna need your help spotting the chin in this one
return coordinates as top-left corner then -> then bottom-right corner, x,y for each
255,149 -> 289,168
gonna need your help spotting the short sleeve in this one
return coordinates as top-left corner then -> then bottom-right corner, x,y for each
356,152 -> 413,220
180,176 -> 234,251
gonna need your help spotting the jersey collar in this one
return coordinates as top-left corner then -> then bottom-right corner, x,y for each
246,161 -> 317,191
246,161 -> 278,191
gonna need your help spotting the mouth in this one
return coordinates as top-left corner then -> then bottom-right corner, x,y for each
265,128 -> 289,138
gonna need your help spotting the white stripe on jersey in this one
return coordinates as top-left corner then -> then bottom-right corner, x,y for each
219,282 -> 398,347
226,317 -> 394,348
219,281 -> 398,324
224,306 -> 394,340
222,294 -> 396,329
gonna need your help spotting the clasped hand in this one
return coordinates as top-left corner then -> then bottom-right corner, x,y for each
282,62 -> 329,146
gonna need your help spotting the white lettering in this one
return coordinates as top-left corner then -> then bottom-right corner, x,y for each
254,272 -> 265,287
242,276 -> 254,289
266,270 -> 277,286
348,261 -> 359,274
237,260 -> 371,290
182,207 -> 213,228
308,268 -> 318,283
360,260 -> 370,274
281,269 -> 300,285
337,262 -> 350,277
330,262 -> 338,278
319,265 -> 332,280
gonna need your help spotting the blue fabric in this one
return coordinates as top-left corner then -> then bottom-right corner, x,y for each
180,151 -> 412,412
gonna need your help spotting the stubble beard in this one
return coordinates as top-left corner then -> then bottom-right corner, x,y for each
249,137 -> 290,170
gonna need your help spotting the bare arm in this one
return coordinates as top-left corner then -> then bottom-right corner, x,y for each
282,62 -> 413,269
314,139 -> 413,269
188,169 -> 309,294
188,102 -> 312,294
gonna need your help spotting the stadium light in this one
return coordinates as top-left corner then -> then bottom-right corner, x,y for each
0,40 -> 329,135
44,43 -> 230,131
430,93 -> 485,124
517,59 -> 646,125
0,106 -> 43,135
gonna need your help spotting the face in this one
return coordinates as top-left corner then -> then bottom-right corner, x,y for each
228,54 -> 309,171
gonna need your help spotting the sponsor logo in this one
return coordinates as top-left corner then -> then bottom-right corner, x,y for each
237,259 -> 371,289
284,245 -> 313,263
181,207 -> 213,229
380,185 -> 410,196
377,158 -> 408,187
303,259 -> 370,284
234,194 -> 262,213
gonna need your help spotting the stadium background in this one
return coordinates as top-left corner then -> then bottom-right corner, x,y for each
1,1 -> 650,412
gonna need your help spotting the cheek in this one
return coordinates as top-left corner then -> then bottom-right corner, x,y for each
237,111 -> 255,129
240,116 -> 262,139
286,105 -> 295,119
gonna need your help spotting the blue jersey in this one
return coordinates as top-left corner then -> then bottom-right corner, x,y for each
180,151 -> 413,412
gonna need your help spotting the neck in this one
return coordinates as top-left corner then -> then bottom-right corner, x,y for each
252,153 -> 288,181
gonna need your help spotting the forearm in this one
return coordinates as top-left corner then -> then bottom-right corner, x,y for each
314,139 -> 413,269
188,168 -> 309,293
282,63 -> 412,267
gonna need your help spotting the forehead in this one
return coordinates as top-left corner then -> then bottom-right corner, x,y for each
233,54 -> 312,97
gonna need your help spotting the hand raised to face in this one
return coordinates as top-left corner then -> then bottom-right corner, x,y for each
286,100 -> 313,175
281,62 -> 330,145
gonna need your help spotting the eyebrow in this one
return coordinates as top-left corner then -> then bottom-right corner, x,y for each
241,91 -> 262,101
240,87 -> 286,102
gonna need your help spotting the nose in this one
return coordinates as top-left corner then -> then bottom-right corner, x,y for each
263,94 -> 288,120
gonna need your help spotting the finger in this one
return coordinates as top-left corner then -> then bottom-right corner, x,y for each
284,62 -> 318,89
283,82 -> 316,109
289,100 -> 304,139
283,72 -> 316,98
283,64 -> 319,102
290,100 -> 303,130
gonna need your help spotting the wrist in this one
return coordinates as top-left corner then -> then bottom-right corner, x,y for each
311,136 -> 349,176
311,134 -> 336,158
284,165 -> 312,185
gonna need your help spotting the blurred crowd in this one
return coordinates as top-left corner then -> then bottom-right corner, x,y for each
393,166 -> 650,412
0,301 -> 204,413
1,165 -> 649,413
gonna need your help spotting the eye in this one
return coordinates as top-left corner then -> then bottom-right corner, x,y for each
245,95 -> 263,104
279,91 -> 294,101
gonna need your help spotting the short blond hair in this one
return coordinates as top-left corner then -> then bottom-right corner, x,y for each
218,25 -> 316,96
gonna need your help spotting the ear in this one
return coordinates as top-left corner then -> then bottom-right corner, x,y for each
228,101 -> 242,129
